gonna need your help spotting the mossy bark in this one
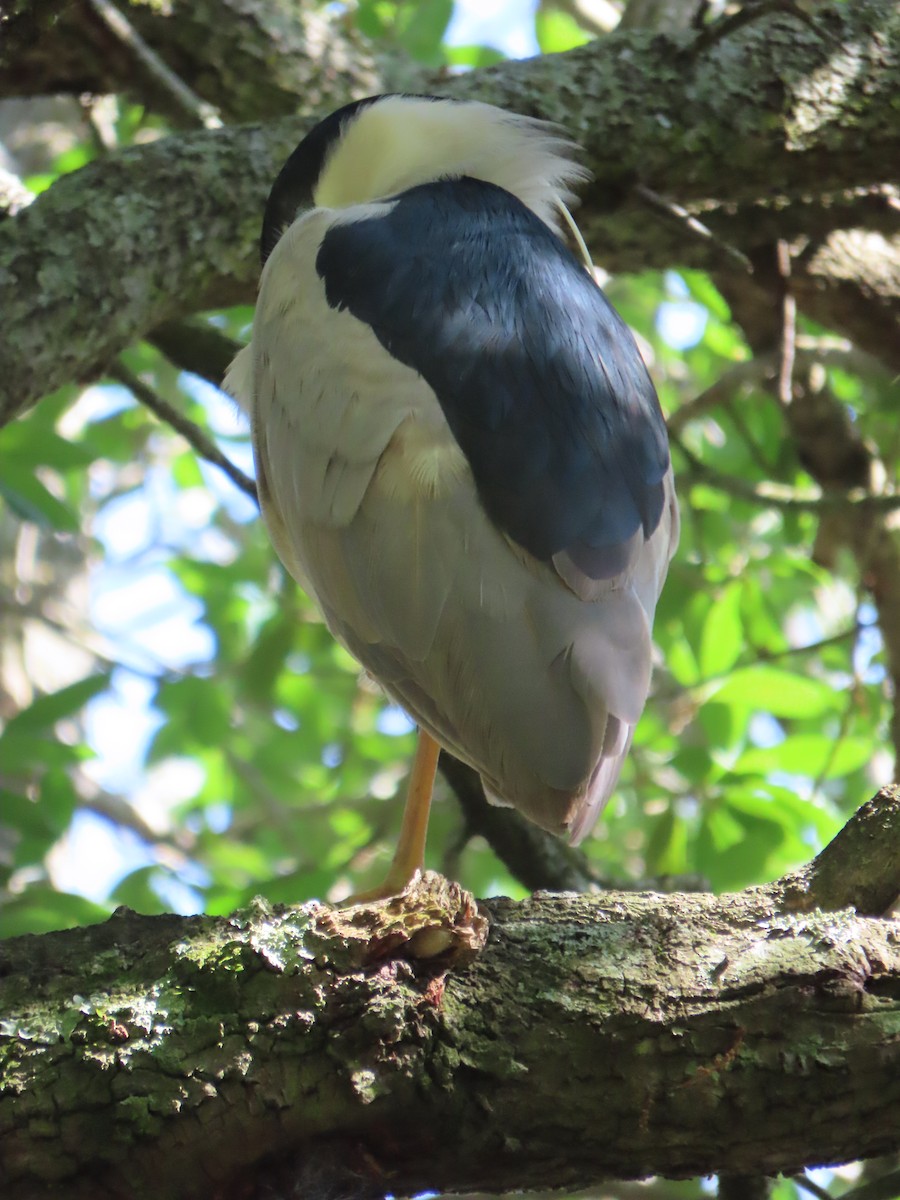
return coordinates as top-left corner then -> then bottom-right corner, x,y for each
1,838 -> 898,1200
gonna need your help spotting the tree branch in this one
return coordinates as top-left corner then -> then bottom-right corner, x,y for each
85,0 -> 223,129
716,258 -> 900,767
112,362 -> 258,501
673,437 -> 900,514
774,784 -> 900,917
0,0 -> 389,125
439,753 -> 709,895
0,806 -> 898,1200
148,318 -> 243,389
438,752 -> 601,893
2,0 -> 899,422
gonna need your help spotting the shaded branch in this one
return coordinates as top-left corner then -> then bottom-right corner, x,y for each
440,753 -> 709,895
148,318 -> 243,389
838,1166 -> 900,1200
718,1176 -> 771,1200
793,1175 -> 835,1200
438,753 -> 600,893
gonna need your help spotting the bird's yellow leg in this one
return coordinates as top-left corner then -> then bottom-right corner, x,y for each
344,729 -> 440,905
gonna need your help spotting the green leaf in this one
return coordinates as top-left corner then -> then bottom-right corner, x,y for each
240,613 -> 297,704
680,272 -> 732,322
535,8 -> 592,52
396,0 -> 452,64
735,734 -> 872,780
0,888 -> 110,938
445,44 -> 506,68
355,0 -> 393,39
172,450 -> 205,489
151,675 -> 232,756
0,468 -> 79,531
110,867 -> 172,914
0,420 -> 95,470
0,731 -> 87,774
705,805 -> 747,853
5,675 -> 111,734
700,583 -> 744,677
710,666 -> 838,719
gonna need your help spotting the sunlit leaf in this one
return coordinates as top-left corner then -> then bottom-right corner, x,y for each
445,43 -> 506,68
700,583 -> 744,677
535,8 -> 592,52
735,734 -> 872,780
710,667 -> 838,719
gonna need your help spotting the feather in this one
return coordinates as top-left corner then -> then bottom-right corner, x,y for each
225,95 -> 679,846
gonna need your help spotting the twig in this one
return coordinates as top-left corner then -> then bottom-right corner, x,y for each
673,436 -> 900,514
87,0 -> 223,130
670,342 -> 892,438
793,1174 -> 835,1200
669,358 -> 775,437
634,184 -> 751,273
77,778 -> 191,854
684,0 -> 840,61
775,785 -> 900,917
776,240 -> 796,408
112,362 -> 258,503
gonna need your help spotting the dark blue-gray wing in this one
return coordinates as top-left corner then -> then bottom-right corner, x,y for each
316,177 -> 670,581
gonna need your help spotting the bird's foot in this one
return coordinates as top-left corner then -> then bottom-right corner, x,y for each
343,865 -> 425,908
318,870 -> 489,967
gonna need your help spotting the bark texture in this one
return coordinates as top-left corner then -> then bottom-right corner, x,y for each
1,0 -> 898,420
1,793 -> 899,1200
1,0 -> 396,124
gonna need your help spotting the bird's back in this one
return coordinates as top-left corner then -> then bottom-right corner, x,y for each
226,96 -> 679,843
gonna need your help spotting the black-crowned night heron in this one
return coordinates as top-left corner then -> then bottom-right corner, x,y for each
225,94 -> 679,901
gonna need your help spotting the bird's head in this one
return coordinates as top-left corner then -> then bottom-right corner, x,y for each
261,94 -> 588,264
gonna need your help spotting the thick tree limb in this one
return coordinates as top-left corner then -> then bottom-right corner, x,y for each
1,795 -> 899,1200
0,0 -> 390,125
1,0 -> 899,421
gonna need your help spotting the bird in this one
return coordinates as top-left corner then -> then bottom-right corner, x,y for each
225,93 -> 679,902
